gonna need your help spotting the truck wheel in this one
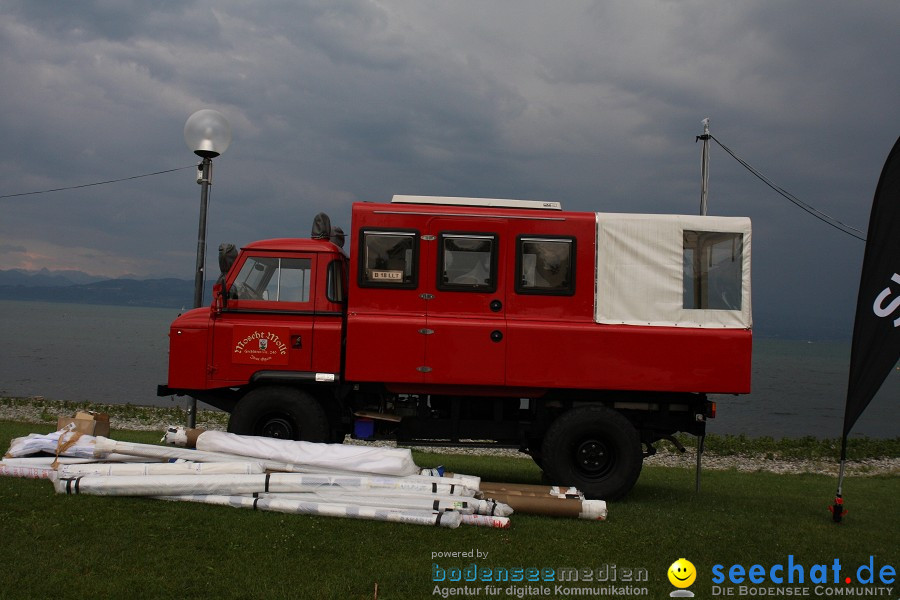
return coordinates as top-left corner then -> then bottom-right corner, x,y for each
541,405 -> 642,501
228,386 -> 330,442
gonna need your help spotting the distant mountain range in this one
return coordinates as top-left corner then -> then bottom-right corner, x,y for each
0,269 -> 205,308
0,268 -> 107,287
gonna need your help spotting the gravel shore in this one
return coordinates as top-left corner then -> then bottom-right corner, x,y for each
1,399 -> 896,477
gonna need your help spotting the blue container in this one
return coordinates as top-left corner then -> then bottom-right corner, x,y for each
354,418 -> 375,440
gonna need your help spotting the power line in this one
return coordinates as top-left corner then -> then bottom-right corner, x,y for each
0,165 -> 197,200
710,134 -> 866,242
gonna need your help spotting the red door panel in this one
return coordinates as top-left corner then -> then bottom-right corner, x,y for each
209,251 -> 317,386
421,218 -> 507,386
210,314 -> 314,386
345,227 -> 427,383
345,313 -> 427,383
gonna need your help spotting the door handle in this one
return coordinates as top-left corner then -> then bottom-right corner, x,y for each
292,335 -> 302,349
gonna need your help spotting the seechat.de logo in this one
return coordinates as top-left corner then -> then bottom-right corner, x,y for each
668,558 -> 697,597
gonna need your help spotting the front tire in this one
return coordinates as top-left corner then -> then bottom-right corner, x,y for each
228,386 -> 330,442
541,405 -> 643,501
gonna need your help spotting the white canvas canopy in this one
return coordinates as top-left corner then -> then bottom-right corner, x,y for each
594,212 -> 752,329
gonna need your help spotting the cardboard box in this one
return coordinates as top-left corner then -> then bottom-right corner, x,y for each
57,411 -> 110,437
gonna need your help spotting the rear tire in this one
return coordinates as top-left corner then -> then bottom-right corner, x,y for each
228,386 -> 330,442
541,405 -> 642,501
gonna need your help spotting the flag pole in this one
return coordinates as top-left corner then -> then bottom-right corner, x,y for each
830,435 -> 848,523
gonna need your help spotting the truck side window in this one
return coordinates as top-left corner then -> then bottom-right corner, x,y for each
326,259 -> 346,303
516,236 -> 575,295
437,233 -> 498,292
359,230 -> 418,288
683,231 -> 743,310
232,256 -> 312,303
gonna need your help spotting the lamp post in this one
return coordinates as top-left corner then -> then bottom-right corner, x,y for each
697,117 -> 710,216
183,109 -> 231,426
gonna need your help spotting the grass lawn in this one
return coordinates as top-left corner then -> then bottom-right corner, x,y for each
0,421 -> 897,600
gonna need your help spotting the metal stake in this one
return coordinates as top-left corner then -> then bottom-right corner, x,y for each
695,433 -> 705,493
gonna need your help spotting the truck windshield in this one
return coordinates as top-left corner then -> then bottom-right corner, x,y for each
232,256 -> 312,303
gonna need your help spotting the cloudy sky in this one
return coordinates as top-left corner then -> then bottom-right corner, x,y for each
1,0 -> 898,338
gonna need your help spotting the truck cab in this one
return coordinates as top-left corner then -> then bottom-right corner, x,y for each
160,195 -> 752,499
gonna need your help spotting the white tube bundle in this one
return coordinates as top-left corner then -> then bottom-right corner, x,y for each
418,468 -> 481,490
0,461 -> 56,480
264,488 -> 513,517
0,455 -> 158,479
54,472 -> 476,497
1,456 -> 151,467
5,430 -> 98,459
578,500 -> 608,520
5,425 -> 623,528
93,437 -> 305,472
192,430 -> 419,476
249,494 -> 510,527
156,494 -> 461,528
261,490 -> 512,517
58,461 -> 264,478
460,514 -> 511,529
403,475 -> 481,493
93,438 -> 387,476
253,492 -> 476,514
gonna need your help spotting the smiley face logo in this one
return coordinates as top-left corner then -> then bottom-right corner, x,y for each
668,558 -> 696,589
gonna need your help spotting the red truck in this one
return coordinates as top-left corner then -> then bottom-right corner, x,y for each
159,195 -> 752,499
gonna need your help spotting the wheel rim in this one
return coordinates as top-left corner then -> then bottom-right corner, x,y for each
257,414 -> 296,439
575,438 -> 616,478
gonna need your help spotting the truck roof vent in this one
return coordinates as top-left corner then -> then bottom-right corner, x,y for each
391,195 -> 562,211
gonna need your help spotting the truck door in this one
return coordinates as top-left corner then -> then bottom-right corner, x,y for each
345,228 -> 428,383
209,252 -> 317,386
420,218 -> 507,385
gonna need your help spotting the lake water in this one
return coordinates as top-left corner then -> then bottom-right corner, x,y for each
0,300 -> 895,439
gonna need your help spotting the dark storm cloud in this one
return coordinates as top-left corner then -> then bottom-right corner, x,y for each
0,0 -> 898,337
3,0 -> 200,42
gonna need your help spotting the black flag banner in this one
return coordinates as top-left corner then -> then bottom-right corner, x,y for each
845,137 -> 900,436
832,135 -> 900,523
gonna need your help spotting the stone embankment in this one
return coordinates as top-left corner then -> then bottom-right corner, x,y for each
1,397 -> 896,476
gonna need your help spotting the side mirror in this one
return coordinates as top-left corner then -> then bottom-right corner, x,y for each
211,282 -> 227,314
